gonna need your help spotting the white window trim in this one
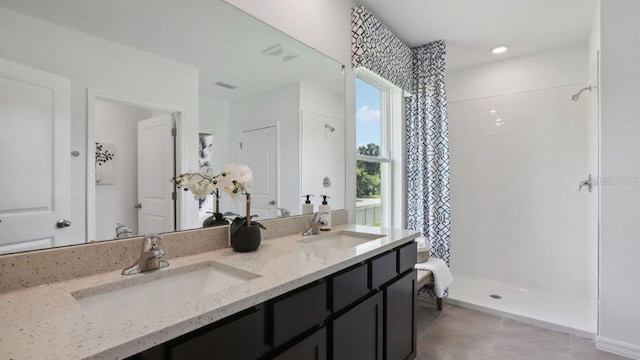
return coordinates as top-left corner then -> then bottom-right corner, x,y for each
355,68 -> 405,228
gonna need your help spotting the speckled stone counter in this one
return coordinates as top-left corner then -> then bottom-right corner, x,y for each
0,224 -> 419,360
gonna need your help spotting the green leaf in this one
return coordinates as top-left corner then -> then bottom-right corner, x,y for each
223,211 -> 241,219
230,217 -> 246,235
202,215 -> 214,227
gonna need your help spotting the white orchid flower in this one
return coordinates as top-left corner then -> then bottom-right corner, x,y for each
225,163 -> 253,185
175,164 -> 254,202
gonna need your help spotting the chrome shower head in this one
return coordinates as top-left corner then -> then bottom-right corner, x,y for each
570,85 -> 592,101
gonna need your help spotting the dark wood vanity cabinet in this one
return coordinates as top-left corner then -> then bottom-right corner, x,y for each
273,328 -> 327,360
126,305 -> 270,360
385,271 -> 417,360
170,304 -> 269,360
332,291 -> 384,360
128,240 -> 417,360
273,282 -> 328,348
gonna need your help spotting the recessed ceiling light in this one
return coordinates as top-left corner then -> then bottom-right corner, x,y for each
491,45 -> 508,55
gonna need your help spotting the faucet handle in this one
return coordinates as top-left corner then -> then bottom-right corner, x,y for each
310,211 -> 329,224
141,233 -> 163,252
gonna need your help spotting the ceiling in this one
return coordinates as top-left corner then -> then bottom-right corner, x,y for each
0,0 -> 344,101
355,0 -> 598,70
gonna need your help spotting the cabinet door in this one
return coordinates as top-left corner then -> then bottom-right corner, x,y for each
385,270 -> 416,360
273,328 -> 326,360
170,305 -> 268,360
332,292 -> 383,360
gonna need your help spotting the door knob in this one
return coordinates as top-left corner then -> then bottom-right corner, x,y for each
269,200 -> 276,205
56,219 -> 71,228
134,203 -> 142,209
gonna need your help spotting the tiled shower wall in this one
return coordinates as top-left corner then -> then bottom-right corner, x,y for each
449,84 -> 597,301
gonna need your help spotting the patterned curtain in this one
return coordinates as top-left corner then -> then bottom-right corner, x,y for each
406,41 -> 451,268
351,6 -> 413,93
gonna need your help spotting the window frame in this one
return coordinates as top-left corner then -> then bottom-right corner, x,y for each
355,68 -> 398,227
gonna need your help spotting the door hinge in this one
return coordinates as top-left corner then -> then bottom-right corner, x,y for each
171,128 -> 177,137
239,142 -> 243,149
172,192 -> 176,200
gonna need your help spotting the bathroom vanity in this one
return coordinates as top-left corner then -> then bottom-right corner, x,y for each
0,223 -> 419,360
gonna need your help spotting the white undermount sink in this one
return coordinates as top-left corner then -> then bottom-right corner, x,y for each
298,230 -> 384,249
72,261 -> 259,323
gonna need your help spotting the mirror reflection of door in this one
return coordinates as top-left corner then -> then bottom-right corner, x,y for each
240,126 -> 277,219
0,58 -> 72,254
93,99 -> 176,240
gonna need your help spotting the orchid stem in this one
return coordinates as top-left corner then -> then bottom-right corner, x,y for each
245,193 -> 251,227
214,189 -> 220,213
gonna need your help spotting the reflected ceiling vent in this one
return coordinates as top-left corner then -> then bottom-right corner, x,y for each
215,81 -> 238,90
261,44 -> 299,63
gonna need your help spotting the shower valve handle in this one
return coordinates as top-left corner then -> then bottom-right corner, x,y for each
579,174 -> 593,192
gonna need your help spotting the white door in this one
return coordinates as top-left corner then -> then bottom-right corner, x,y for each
0,58 -> 71,254
240,126 -> 277,219
137,114 -> 174,235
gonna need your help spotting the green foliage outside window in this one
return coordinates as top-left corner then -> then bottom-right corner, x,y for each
356,143 -> 381,198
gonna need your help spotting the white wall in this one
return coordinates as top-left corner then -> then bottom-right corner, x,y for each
224,0 -> 357,222
0,8 -> 200,242
597,0 -> 640,356
230,83 -> 301,215
448,47 -> 596,302
94,100 -> 153,240
199,96 -> 233,212
300,81 -> 346,213
447,46 -> 589,102
199,96 -> 231,176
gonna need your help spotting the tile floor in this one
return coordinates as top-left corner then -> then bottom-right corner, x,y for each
415,296 -> 627,360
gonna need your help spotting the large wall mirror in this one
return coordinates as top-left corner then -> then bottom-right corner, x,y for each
0,0 -> 346,254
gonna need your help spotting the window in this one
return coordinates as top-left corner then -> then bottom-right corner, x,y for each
355,73 -> 393,227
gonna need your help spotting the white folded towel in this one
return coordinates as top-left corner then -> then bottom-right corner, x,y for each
415,258 -> 453,298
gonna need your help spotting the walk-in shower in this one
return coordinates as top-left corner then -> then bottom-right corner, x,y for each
447,82 -> 599,338
571,85 -> 593,101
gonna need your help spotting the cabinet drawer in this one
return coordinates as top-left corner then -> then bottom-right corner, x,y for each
171,304 -> 267,360
273,327 -> 327,360
273,282 -> 327,347
370,250 -> 397,289
332,263 -> 369,312
397,241 -> 417,273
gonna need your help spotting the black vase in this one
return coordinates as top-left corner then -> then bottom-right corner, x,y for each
203,213 -> 229,227
230,224 -> 261,252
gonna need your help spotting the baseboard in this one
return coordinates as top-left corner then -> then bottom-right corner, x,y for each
597,336 -> 640,359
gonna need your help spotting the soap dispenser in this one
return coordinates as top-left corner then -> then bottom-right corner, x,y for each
302,194 -> 314,214
319,195 -> 331,231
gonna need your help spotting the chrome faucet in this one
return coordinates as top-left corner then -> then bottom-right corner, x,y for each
122,233 -> 169,275
302,212 -> 328,236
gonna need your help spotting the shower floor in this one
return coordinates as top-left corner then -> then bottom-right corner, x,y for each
447,273 -> 597,338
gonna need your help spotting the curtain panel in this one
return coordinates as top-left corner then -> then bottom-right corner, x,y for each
351,6 -> 413,93
406,41 -> 451,267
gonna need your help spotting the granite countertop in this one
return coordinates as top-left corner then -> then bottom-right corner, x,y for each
0,224 -> 419,360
